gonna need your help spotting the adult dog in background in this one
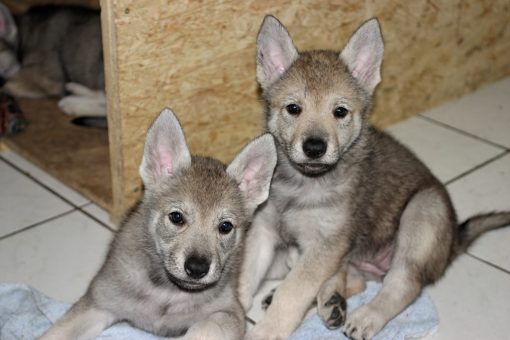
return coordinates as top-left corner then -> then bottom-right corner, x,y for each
0,4 -> 106,116
238,15 -> 510,340
40,108 -> 277,339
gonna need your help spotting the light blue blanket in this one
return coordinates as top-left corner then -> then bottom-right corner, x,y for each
290,281 -> 438,340
0,282 -> 437,339
0,284 -> 164,340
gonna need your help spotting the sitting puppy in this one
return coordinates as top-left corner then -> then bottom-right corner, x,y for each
239,15 -> 510,340
40,108 -> 277,339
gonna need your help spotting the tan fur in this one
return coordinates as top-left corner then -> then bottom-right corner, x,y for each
240,15 -> 510,340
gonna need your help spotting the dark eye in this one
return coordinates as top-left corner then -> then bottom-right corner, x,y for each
285,103 -> 302,115
333,106 -> 349,119
168,211 -> 185,225
218,221 -> 234,234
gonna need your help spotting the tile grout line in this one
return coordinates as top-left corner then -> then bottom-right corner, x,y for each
0,209 -> 78,242
74,201 -> 117,233
0,155 -> 115,234
417,114 -> 510,151
77,206 -> 117,233
0,154 -> 81,208
466,253 -> 510,276
444,150 -> 509,186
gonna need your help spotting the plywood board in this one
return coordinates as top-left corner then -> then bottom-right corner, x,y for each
103,0 -> 510,221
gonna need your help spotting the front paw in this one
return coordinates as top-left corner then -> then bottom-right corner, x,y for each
184,322 -> 224,340
58,96 -> 81,116
245,323 -> 285,340
343,305 -> 385,340
261,288 -> 276,310
318,291 -> 347,329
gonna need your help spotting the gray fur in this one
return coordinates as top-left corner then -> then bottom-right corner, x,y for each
41,108 -> 277,340
240,15 -> 510,340
0,5 -> 105,116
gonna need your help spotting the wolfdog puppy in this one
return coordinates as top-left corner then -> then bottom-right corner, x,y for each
238,15 -> 510,340
0,5 -> 106,116
40,108 -> 277,339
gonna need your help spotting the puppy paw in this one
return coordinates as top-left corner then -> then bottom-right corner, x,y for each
318,291 -> 346,329
58,96 -> 82,116
261,288 -> 276,310
245,324 -> 285,340
343,305 -> 385,340
184,321 -> 224,340
58,95 -> 106,116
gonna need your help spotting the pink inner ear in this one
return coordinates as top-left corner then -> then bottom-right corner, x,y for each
152,146 -> 173,179
269,56 -> 286,75
267,42 -> 287,75
239,160 -> 262,195
351,50 -> 372,83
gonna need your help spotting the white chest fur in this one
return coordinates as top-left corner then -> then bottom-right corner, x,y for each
269,168 -> 354,248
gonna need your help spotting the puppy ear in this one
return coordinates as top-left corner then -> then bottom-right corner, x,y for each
139,108 -> 191,188
340,18 -> 384,94
227,134 -> 277,214
256,15 -> 299,90
0,3 -> 17,46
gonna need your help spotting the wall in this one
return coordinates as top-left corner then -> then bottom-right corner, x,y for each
101,0 -> 510,221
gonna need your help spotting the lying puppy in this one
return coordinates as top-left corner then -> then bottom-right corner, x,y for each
40,108 -> 277,339
239,15 -> 510,340
0,5 -> 106,117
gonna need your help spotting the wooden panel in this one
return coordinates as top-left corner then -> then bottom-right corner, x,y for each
103,0 -> 510,222
101,0 -> 127,223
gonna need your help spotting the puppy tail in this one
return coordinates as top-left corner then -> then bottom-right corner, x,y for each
457,211 -> 510,252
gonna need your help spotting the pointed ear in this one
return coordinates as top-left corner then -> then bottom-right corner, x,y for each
339,18 -> 384,94
227,134 -> 277,214
256,15 -> 299,90
0,3 -> 17,46
139,108 -> 192,188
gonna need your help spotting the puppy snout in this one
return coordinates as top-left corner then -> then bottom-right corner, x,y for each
184,255 -> 210,279
302,137 -> 327,159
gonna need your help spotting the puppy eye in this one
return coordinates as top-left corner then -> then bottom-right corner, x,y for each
168,211 -> 185,225
333,106 -> 349,119
285,103 -> 302,115
218,221 -> 234,234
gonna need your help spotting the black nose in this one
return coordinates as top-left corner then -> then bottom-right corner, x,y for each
184,255 -> 210,279
302,138 -> 327,159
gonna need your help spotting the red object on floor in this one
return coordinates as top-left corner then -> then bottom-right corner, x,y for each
0,92 -> 27,136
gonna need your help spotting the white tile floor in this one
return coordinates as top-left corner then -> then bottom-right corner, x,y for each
1,77 -> 509,339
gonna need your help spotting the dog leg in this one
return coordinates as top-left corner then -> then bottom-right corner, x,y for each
64,82 -> 102,97
58,82 -> 107,116
343,187 -> 453,339
265,245 -> 298,280
3,56 -> 64,98
343,268 -> 421,340
39,296 -> 116,340
246,241 -> 348,340
58,95 -> 106,116
3,69 -> 62,98
317,263 -> 366,329
238,203 -> 280,311
184,310 -> 244,340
